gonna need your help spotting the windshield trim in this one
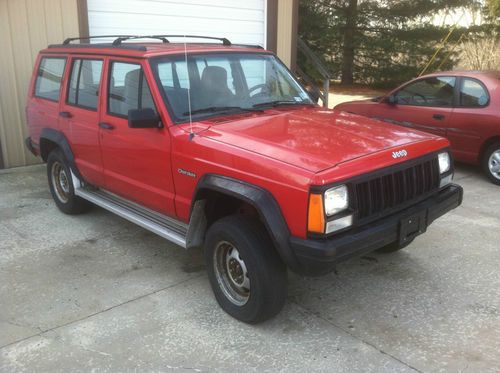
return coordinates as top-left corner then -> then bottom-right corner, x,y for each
148,51 -> 314,125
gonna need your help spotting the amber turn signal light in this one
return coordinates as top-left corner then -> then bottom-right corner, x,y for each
308,193 -> 325,234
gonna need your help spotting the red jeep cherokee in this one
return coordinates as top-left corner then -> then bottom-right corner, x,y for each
25,36 -> 463,323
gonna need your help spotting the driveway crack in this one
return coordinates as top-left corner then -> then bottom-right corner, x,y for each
0,274 -> 204,350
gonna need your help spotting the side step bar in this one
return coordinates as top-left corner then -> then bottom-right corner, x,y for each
74,182 -> 187,248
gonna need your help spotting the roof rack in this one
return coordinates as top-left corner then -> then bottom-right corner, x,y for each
63,35 -> 137,45
112,35 -> 231,46
53,35 -> 263,51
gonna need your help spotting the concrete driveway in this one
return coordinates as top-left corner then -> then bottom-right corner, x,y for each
1,163 -> 499,372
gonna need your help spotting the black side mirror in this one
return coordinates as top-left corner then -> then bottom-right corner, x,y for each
307,89 -> 320,104
128,108 -> 162,129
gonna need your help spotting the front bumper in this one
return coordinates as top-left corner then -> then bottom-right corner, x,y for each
290,184 -> 463,276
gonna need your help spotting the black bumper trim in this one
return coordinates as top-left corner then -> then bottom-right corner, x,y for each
25,137 -> 38,156
289,184 -> 463,276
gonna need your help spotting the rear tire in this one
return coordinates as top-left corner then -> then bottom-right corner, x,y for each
47,148 -> 91,215
204,215 -> 287,323
376,238 -> 414,253
482,142 -> 500,185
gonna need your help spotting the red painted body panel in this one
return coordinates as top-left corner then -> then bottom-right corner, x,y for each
26,44 -> 455,240
335,71 -> 500,165
26,54 -> 63,150
97,56 -> 177,216
58,54 -> 104,186
197,108 -> 438,173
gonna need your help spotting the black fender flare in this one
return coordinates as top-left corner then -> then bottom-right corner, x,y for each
189,174 -> 300,271
40,128 -> 83,180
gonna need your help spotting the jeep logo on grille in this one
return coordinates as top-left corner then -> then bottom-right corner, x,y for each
392,149 -> 408,159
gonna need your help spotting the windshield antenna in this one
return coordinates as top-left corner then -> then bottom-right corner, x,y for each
184,36 -> 194,140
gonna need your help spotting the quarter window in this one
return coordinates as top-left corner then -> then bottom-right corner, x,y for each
108,62 -> 157,117
34,57 -> 66,101
67,59 -> 103,110
459,78 -> 489,107
395,77 -> 456,107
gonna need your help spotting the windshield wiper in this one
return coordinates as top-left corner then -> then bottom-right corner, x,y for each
183,106 -> 262,116
252,100 -> 313,108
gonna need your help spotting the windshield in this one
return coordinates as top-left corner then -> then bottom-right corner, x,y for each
149,53 -> 313,123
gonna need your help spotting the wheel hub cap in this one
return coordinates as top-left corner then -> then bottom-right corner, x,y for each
51,161 -> 70,203
488,150 -> 500,180
214,241 -> 250,306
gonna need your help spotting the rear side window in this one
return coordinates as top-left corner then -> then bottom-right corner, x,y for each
459,78 -> 489,107
67,59 -> 103,110
34,57 -> 66,101
108,62 -> 157,117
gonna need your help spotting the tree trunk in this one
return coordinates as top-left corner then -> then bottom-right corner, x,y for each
340,0 -> 358,85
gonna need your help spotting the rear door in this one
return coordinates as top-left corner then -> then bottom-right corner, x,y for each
447,77 -> 491,163
373,76 -> 456,137
99,58 -> 176,216
59,57 -> 105,185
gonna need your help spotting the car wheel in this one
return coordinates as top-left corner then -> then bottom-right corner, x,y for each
204,215 -> 287,323
376,238 -> 414,253
483,142 -> 500,185
47,148 -> 91,214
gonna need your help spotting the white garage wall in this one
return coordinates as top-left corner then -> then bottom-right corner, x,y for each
87,0 -> 267,47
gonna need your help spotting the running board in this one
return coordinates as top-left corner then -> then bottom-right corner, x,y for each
74,184 -> 187,248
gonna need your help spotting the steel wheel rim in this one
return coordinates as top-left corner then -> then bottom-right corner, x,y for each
213,240 -> 250,306
51,161 -> 70,203
488,150 -> 500,180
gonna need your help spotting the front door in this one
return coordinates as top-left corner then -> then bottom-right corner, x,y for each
59,56 -> 105,186
373,76 -> 456,138
99,58 -> 176,216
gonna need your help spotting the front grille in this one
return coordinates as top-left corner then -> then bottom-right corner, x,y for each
354,157 -> 440,221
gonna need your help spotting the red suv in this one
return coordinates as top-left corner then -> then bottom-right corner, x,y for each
335,71 -> 500,185
25,36 -> 463,323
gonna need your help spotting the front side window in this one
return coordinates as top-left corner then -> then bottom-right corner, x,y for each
459,78 -> 489,107
150,53 -> 313,123
395,77 -> 456,107
108,62 -> 157,117
67,59 -> 103,110
34,57 -> 66,101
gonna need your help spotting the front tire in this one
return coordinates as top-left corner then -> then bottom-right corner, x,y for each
482,142 -> 500,185
47,148 -> 91,214
204,215 -> 287,323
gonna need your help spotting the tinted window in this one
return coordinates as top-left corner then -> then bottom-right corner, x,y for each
459,78 -> 489,107
196,57 -> 235,94
108,62 -> 157,117
34,57 -> 66,101
67,59 -> 103,110
395,77 -> 456,107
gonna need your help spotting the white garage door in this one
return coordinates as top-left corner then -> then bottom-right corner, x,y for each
87,0 -> 267,47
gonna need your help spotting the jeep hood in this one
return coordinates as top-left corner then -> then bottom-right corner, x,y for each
200,107 -> 437,173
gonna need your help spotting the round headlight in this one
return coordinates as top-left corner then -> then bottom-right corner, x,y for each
324,185 -> 349,216
438,152 -> 451,174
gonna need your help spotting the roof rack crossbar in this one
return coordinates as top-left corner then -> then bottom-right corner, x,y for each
112,34 -> 232,46
112,35 -> 170,46
63,35 -> 137,45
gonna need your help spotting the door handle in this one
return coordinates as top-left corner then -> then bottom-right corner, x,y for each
59,111 -> 72,118
99,122 -> 115,130
433,114 -> 445,120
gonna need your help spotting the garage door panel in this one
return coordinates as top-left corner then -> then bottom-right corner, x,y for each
88,1 -> 264,21
87,0 -> 266,46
